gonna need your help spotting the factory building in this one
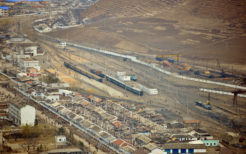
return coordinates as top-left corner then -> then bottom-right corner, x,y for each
8,103 -> 36,126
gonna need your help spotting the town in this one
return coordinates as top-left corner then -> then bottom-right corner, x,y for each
0,0 -> 246,154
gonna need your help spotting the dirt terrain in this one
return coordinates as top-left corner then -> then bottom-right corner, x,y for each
48,0 -> 246,70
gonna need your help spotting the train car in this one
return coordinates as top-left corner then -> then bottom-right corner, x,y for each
90,69 -> 105,78
64,62 -> 103,82
105,75 -> 143,96
195,101 -> 212,110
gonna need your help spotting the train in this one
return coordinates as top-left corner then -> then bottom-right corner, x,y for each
90,69 -> 105,78
105,75 -> 143,96
64,62 -> 103,82
195,101 -> 212,110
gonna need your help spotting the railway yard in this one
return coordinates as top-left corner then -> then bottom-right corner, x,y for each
1,0 -> 246,153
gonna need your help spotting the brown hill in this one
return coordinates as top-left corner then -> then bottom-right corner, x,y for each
49,0 -> 246,65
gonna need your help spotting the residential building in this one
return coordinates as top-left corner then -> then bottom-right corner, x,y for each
58,89 -> 72,96
171,134 -> 197,142
135,135 -> 151,146
112,139 -> 131,149
202,140 -> 219,147
149,148 -> 167,154
24,46 -> 38,56
183,120 -> 200,128
0,100 -> 8,120
162,141 -> 207,154
47,148 -> 82,154
55,135 -> 67,147
44,93 -> 60,102
0,6 -> 8,16
8,103 -> 36,126
143,143 -> 158,152
15,54 -> 31,64
55,135 -> 66,143
19,58 -> 40,72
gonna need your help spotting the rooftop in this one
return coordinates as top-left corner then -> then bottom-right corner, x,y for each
9,101 -> 32,110
47,148 -> 82,153
0,6 -> 8,10
21,58 -> 38,62
162,143 -> 206,149
143,143 -> 158,151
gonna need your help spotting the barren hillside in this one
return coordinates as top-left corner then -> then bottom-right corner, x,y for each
49,0 -> 246,65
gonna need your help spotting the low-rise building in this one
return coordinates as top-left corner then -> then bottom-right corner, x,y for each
149,148 -> 167,154
44,93 -> 60,102
8,103 -> 36,126
58,89 -> 72,96
0,100 -> 8,120
0,6 -> 8,16
24,46 -> 38,56
183,120 -> 200,128
47,148 -> 82,154
135,134 -> 151,146
162,141 -> 207,154
19,58 -> 40,72
171,134 -> 197,142
55,135 -> 67,146
202,140 -> 219,147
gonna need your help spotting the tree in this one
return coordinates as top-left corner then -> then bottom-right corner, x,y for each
58,127 -> 65,135
79,141 -> 84,149
22,125 -> 32,138
35,118 -> 38,126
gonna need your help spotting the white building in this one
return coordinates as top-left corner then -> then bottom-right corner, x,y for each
44,94 -> 60,102
58,89 -> 72,96
8,103 -> 36,126
0,7 -> 8,16
19,58 -> 40,72
55,135 -> 66,144
149,148 -> 167,154
118,75 -> 131,81
25,46 -> 38,56
59,42 -> 66,49
49,83 -> 70,88
15,54 -> 31,64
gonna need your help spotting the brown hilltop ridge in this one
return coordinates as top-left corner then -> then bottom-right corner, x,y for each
81,0 -> 246,22
49,0 -> 246,66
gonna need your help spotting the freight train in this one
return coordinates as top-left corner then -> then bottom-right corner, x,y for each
105,75 -> 143,96
195,101 -> 212,110
64,62 -> 103,82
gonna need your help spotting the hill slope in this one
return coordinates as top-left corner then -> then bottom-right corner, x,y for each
49,0 -> 246,65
